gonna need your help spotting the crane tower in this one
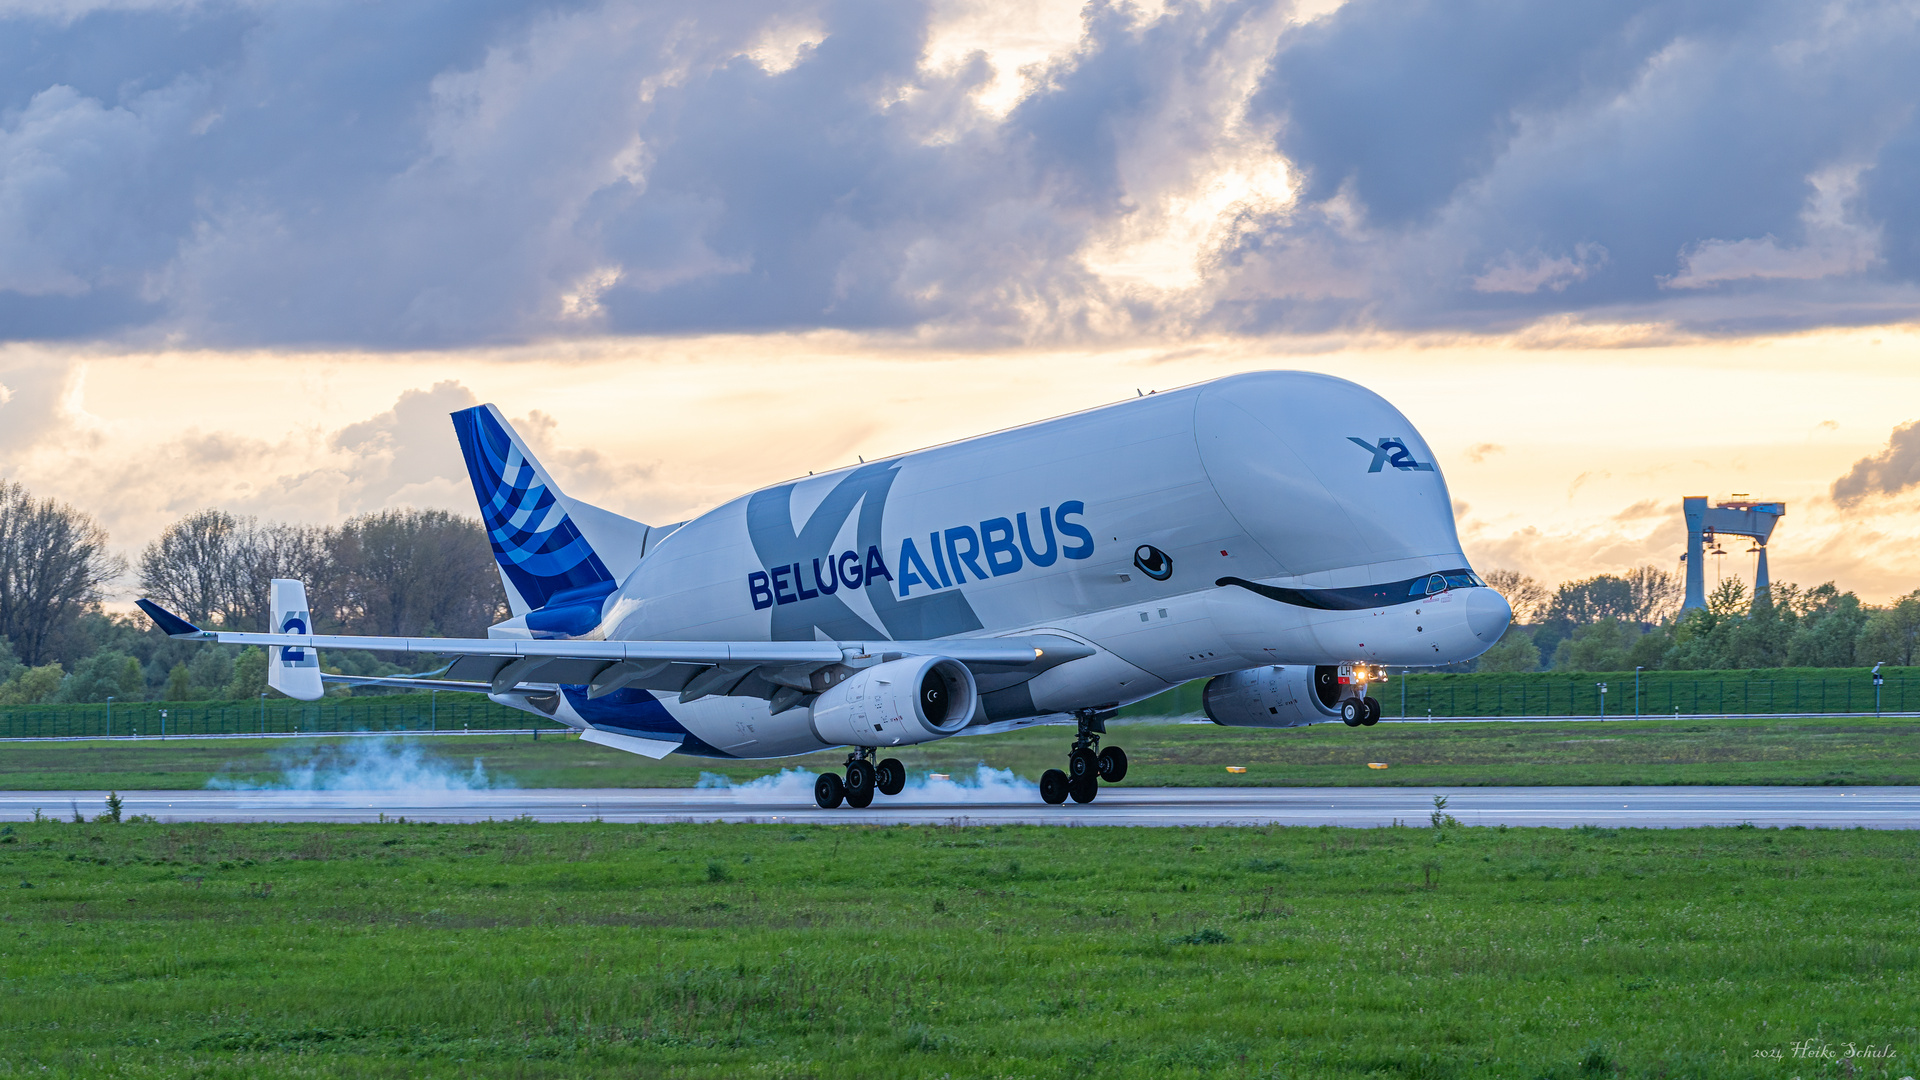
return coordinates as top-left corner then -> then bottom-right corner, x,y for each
1681,495 -> 1785,611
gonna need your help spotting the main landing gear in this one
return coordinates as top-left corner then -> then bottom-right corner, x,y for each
813,749 -> 907,809
1040,709 -> 1128,805
1340,696 -> 1382,727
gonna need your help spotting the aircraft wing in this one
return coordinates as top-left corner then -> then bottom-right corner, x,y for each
136,599 -> 1092,706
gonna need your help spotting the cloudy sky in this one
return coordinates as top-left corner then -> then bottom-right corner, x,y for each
4,0 -> 1920,602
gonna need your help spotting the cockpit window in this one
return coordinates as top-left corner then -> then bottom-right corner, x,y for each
1408,570 -> 1483,596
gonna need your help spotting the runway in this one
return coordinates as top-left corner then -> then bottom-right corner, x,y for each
8,785 -> 1919,828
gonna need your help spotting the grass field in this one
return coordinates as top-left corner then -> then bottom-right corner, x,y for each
0,818 -> 1913,1078
6,713 -> 1920,792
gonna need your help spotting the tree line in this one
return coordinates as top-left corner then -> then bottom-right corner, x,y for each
0,482 -> 506,706
1477,566 -> 1920,673
2,475 -> 1914,703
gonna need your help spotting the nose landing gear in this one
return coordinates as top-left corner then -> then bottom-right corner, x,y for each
1041,709 -> 1125,805
1340,696 -> 1383,726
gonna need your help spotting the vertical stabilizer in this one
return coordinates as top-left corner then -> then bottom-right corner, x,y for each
267,578 -> 324,701
450,404 -> 655,617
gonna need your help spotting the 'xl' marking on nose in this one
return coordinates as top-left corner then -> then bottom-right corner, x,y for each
1348,437 -> 1434,473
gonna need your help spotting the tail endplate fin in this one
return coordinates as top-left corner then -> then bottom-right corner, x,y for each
267,578 -> 324,701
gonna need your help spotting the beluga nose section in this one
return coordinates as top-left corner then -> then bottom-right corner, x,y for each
1193,371 -> 1463,577
1465,587 -> 1512,644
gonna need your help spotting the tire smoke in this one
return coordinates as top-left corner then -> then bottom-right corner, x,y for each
206,738 -> 507,791
697,764 -> 1037,803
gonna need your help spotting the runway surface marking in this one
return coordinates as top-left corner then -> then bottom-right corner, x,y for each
7,787 -> 1918,828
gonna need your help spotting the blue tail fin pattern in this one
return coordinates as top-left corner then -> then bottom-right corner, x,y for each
451,405 -> 613,612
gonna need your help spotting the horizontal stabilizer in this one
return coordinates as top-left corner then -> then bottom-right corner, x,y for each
136,599 -> 209,639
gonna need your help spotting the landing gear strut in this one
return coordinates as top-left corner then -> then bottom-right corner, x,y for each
814,749 -> 909,809
1042,709 -> 1124,805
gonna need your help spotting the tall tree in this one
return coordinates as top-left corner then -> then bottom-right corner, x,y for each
140,511 -> 332,630
1786,584 -> 1866,667
1624,565 -> 1682,626
225,520 -> 332,631
328,508 -> 506,637
1546,575 -> 1637,626
1482,569 -> 1548,623
1855,593 -> 1920,668
138,509 -> 239,625
0,482 -> 125,665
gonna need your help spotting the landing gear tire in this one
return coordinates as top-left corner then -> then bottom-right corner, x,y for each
1341,698 -> 1363,726
1361,697 -> 1381,726
875,757 -> 906,796
1069,773 -> 1099,803
814,772 -> 845,810
1068,747 -> 1100,781
1040,768 -> 1070,805
1097,746 -> 1128,783
844,760 -> 876,809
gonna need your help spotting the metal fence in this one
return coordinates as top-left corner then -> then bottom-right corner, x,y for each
0,695 -> 540,740
1121,674 -> 1916,719
1392,677 -> 1912,718
8,676 -> 1913,738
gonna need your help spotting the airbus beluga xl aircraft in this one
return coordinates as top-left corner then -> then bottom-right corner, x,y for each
139,371 -> 1511,808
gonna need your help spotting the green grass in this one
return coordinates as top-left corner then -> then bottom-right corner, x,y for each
0,819 -> 1914,1077
7,713 -> 1920,792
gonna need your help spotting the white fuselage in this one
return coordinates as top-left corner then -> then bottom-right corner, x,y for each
509,371 -> 1506,758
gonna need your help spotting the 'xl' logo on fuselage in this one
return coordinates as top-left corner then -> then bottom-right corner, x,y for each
1348,437 -> 1434,473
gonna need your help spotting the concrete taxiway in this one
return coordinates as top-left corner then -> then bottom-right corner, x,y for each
5,786 -> 1917,828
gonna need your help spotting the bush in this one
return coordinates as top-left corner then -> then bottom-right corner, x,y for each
55,651 -> 143,704
0,664 -> 64,705
1477,628 -> 1540,673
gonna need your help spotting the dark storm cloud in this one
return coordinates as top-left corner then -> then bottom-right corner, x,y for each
1832,421 -> 1920,507
1243,0 -> 1920,331
1,0 -> 1917,346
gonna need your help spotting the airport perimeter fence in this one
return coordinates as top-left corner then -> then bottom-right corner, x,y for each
1384,676 -> 1917,719
0,694 -> 547,740
1124,670 -> 1920,720
9,673 -> 1918,739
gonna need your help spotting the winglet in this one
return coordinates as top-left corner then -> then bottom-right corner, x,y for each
136,599 -> 212,639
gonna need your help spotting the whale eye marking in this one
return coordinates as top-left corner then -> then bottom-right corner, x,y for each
1133,545 -> 1173,581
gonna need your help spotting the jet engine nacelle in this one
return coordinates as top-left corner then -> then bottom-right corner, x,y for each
808,655 -> 977,747
1201,665 -> 1346,728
